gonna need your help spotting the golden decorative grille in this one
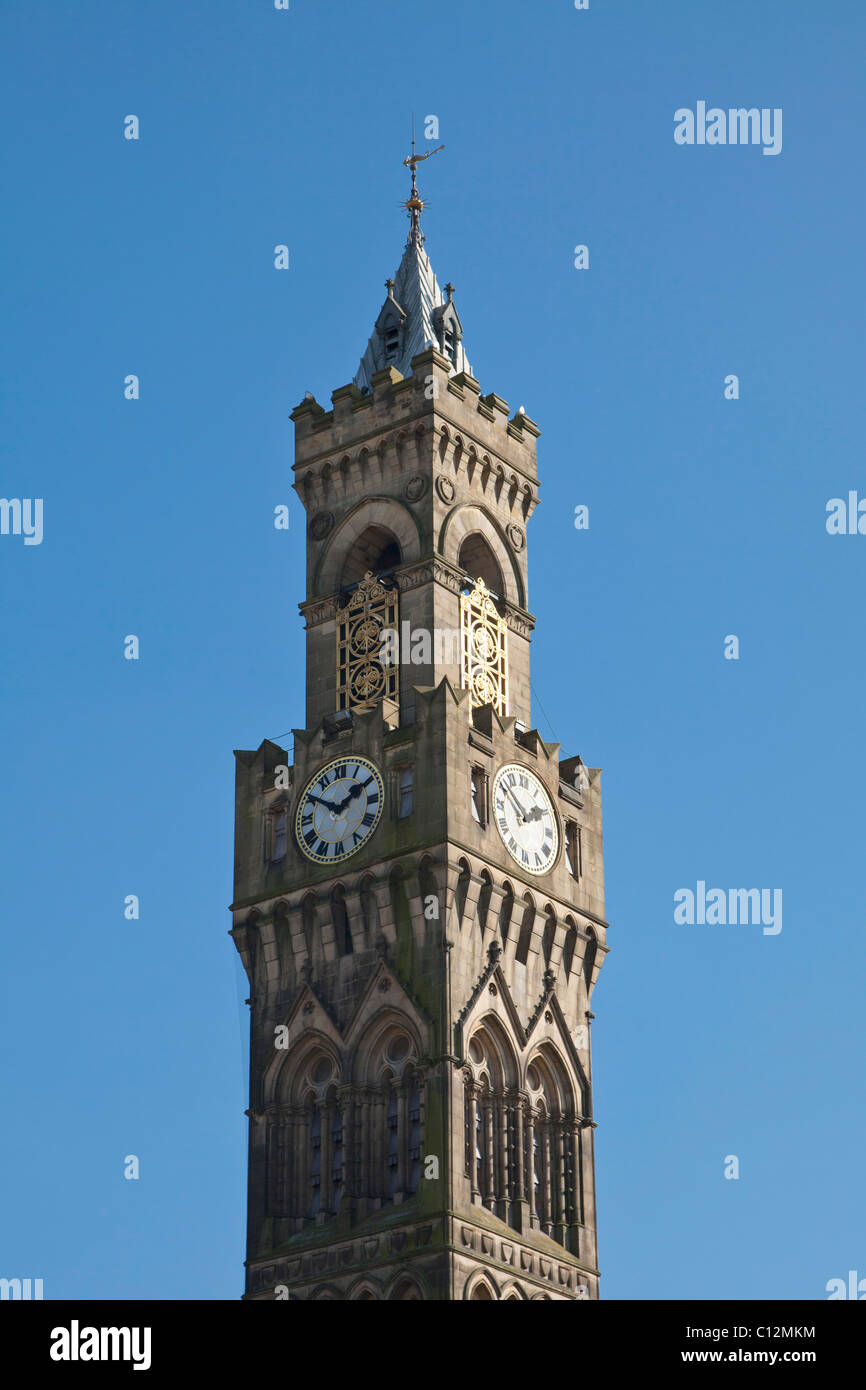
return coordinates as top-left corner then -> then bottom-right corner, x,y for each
336,571 -> 399,712
460,577 -> 509,715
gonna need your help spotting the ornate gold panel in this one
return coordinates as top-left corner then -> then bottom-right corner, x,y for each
336,571 -> 399,712
460,577 -> 509,715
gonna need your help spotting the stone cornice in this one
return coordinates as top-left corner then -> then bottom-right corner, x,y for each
299,559 -> 536,634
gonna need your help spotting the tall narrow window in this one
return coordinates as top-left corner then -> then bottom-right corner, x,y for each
386,1086 -> 399,1198
331,1102 -> 344,1212
408,1076 -> 422,1193
384,325 -> 400,362
398,767 -> 414,818
565,821 -> 581,880
310,1107 -> 322,1216
470,766 -> 487,825
273,810 -> 287,859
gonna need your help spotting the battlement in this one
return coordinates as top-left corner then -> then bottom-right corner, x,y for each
290,348 -> 540,502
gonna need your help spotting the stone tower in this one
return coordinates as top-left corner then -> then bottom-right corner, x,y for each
231,166 -> 607,1302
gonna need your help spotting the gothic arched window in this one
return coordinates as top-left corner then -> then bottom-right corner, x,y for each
329,1089 -> 345,1212
463,1020 -> 519,1231
524,1046 -> 581,1251
407,1072 -> 422,1193
310,1103 -> 322,1216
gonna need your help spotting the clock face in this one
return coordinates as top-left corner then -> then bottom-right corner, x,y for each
492,763 -> 559,875
295,756 -> 384,864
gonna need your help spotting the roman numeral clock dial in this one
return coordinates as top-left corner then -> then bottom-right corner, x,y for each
492,763 -> 559,875
295,756 -> 384,864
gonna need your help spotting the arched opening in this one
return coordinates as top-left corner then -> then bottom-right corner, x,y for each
340,525 -> 401,588
301,894 -> 316,962
331,885 -> 352,956
498,883 -> 514,947
563,917 -> 578,978
470,1283 -> 495,1301
273,901 -> 294,989
419,857 -> 439,924
359,874 -> 378,944
390,1278 -> 423,1301
525,1044 -> 580,1249
455,859 -> 471,926
515,893 -> 534,965
583,928 -> 597,990
458,532 -> 504,597
355,1019 -> 423,1204
542,907 -> 557,967
477,870 -> 492,937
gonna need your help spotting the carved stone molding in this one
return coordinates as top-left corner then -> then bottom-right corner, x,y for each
405,475 -> 427,502
436,474 -> 455,503
299,593 -> 341,627
309,510 -> 335,541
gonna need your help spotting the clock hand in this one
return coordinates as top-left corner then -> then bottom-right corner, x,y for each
335,782 -> 365,814
503,786 -> 527,823
307,793 -> 341,812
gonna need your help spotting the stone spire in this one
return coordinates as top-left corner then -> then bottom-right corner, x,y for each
353,143 -> 472,393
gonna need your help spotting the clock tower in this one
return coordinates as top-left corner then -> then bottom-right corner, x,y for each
231,156 -> 608,1302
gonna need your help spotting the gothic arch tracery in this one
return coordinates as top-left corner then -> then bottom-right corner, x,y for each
462,1015 -> 584,1253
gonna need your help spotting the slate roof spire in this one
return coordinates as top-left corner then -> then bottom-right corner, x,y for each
354,141 -> 472,393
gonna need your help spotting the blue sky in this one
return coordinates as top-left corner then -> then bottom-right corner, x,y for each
2,0 -> 863,1299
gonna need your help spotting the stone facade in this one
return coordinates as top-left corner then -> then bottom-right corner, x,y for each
231,232 -> 608,1302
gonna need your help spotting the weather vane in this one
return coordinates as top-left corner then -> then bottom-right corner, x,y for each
402,115 -> 444,240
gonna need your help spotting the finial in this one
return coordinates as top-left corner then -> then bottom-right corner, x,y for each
402,116 -> 445,244
444,282 -> 455,302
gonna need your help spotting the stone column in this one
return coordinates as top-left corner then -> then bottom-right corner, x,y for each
484,1093 -> 495,1208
